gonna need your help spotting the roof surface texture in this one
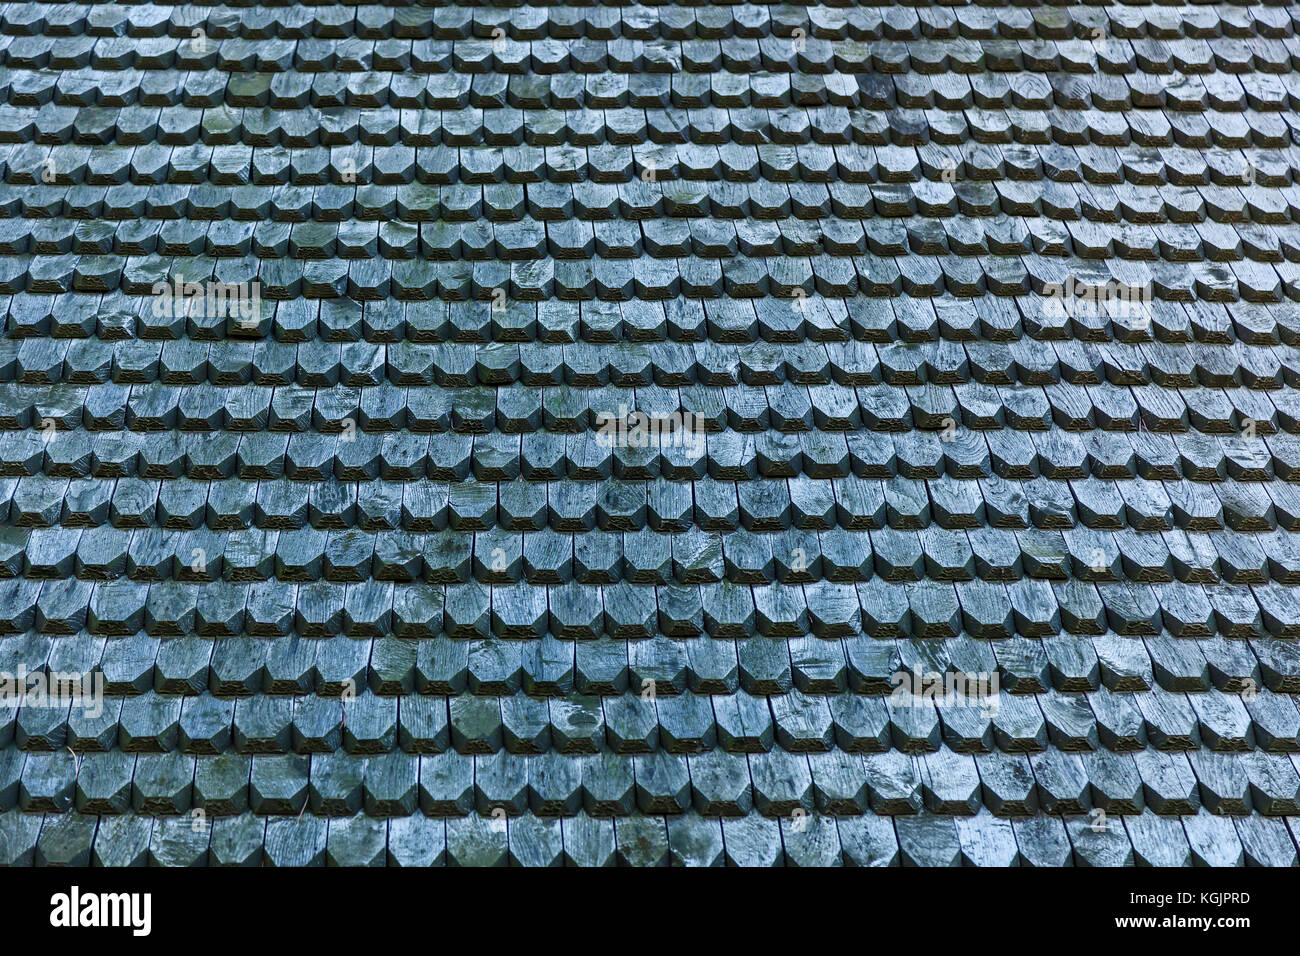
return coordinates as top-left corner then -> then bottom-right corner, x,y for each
1,0 -> 1300,867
